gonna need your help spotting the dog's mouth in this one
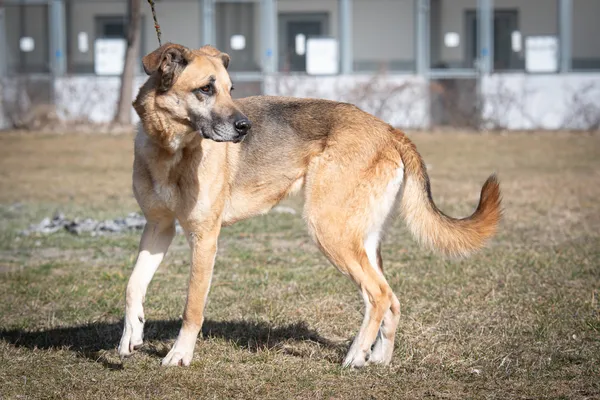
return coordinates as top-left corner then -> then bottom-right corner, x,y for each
198,124 -> 246,143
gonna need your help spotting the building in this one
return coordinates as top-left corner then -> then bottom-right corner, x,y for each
1,0 -> 600,130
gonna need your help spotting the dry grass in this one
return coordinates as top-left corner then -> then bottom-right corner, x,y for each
0,131 -> 599,399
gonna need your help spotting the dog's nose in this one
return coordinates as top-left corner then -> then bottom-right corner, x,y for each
234,118 -> 251,135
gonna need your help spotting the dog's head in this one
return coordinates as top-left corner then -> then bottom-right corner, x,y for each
134,43 -> 251,149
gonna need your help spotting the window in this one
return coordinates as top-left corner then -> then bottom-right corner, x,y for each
465,9 -> 522,71
493,0 -> 559,73
430,0 -> 477,70
97,18 -> 127,39
572,0 -> 600,71
4,4 -> 49,74
278,12 -> 329,72
277,0 -> 338,73
215,1 -> 261,72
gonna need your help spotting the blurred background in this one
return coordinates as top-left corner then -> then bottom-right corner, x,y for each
1,3 -> 600,396
0,0 -> 599,131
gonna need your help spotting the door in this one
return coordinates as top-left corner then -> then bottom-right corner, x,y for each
493,11 -> 521,70
286,21 -> 321,72
216,2 -> 259,72
278,13 -> 328,72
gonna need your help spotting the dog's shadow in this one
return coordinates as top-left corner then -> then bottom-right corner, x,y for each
0,319 -> 345,369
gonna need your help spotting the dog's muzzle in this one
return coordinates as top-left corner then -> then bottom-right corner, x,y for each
197,112 -> 251,143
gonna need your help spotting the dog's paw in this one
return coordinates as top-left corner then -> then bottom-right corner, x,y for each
367,336 -> 392,366
161,340 -> 194,367
118,308 -> 145,357
342,345 -> 370,368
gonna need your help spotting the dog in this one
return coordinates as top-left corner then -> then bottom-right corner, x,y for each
118,43 -> 502,368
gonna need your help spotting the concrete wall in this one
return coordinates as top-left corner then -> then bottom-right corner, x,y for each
266,73 -> 600,130
264,74 -> 430,128
482,73 -> 600,130
2,73 -> 599,131
53,75 -> 145,123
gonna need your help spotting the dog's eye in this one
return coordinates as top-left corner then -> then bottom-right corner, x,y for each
230,85 -> 235,92
194,85 -> 212,95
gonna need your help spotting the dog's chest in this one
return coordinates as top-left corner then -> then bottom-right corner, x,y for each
151,146 -> 225,215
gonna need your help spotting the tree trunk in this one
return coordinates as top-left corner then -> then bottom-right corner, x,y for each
114,0 -> 142,125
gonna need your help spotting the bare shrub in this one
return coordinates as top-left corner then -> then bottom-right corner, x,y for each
562,82 -> 600,131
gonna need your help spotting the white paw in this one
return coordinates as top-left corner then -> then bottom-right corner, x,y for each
118,307 -> 145,357
161,342 -> 194,367
342,344 -> 369,368
161,332 -> 197,367
367,335 -> 393,365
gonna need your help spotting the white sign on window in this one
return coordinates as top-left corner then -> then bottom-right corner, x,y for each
78,32 -> 89,53
525,36 -> 558,73
20,37 -> 35,52
306,38 -> 338,75
94,38 -> 126,75
295,34 -> 306,55
511,31 -> 522,52
230,35 -> 246,50
444,32 -> 460,48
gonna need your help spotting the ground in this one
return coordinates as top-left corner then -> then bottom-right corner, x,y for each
0,131 -> 598,399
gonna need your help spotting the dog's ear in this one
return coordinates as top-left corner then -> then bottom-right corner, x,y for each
142,43 -> 193,92
199,45 -> 230,69
220,52 -> 230,69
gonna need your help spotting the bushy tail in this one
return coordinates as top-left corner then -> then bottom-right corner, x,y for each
395,133 -> 502,257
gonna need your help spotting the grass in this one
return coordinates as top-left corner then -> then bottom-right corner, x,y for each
0,130 -> 599,399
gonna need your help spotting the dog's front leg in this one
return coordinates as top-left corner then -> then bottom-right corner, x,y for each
162,224 -> 220,367
119,217 -> 176,357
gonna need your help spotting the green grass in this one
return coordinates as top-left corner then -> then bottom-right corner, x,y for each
0,131 -> 599,399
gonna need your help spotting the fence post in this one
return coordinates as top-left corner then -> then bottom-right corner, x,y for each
261,0 -> 277,75
202,0 -> 215,46
559,0 -> 572,73
415,0 -> 430,76
339,0 -> 353,74
49,0 -> 66,107
477,0 -> 493,75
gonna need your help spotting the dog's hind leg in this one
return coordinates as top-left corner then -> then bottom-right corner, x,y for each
304,153 -> 403,367
308,231 -> 396,368
365,243 -> 401,366
119,217 -> 175,357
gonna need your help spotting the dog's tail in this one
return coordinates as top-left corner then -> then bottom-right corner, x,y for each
395,132 -> 502,257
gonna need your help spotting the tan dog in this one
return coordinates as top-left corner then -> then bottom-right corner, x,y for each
118,43 -> 502,368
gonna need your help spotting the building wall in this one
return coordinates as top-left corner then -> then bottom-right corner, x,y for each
277,0 -> 339,39
435,0 -> 559,67
140,1 -> 203,52
2,0 -> 600,131
481,73 -> 600,130
352,0 -> 415,71
68,0 -> 202,73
